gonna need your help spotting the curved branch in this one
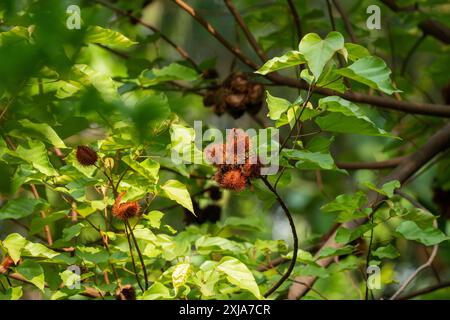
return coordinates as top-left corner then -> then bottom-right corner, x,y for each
266,73 -> 450,117
223,0 -> 268,62
398,281 -> 450,300
93,0 -> 201,72
336,156 -> 406,170
380,0 -> 450,44
286,0 -> 303,43
288,122 -> 450,299
261,176 -> 298,298
332,0 -> 357,43
171,1 -> 450,117
171,0 -> 258,70
389,190 -> 439,300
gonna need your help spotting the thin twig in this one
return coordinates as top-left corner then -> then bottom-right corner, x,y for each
171,0 -> 258,70
398,281 -> 450,300
126,220 -> 149,290
261,176 -> 298,298
332,0 -> 357,43
389,190 -> 439,300
93,0 -> 200,72
223,0 -> 267,62
401,34 -> 426,76
286,0 -> 303,43
124,221 -> 145,293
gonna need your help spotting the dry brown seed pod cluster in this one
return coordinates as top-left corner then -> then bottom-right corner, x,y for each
203,72 -> 264,118
205,128 -> 261,192
76,145 -> 98,166
112,192 -> 141,220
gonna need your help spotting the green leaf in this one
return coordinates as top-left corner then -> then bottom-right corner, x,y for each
365,180 -> 400,197
141,282 -> 173,300
282,149 -> 336,170
335,223 -> 375,245
16,260 -> 45,292
344,43 -> 370,61
298,32 -> 345,80
396,221 -> 449,246
336,56 -> 400,94
140,63 -> 198,86
172,262 -> 191,293
316,245 -> 354,259
321,191 -> 371,222
217,256 -> 261,299
15,140 -> 58,176
62,223 -> 84,241
144,210 -> 164,228
195,236 -> 244,255
23,242 -> 59,259
265,91 -> 292,121
85,26 -> 137,48
0,26 -> 30,45
0,286 -> 23,300
160,179 -> 195,215
316,96 -> 393,137
12,119 -> 66,148
122,155 -> 160,184
59,269 -> 80,289
1,233 -> 27,263
0,197 -> 46,221
372,244 -> 400,259
255,50 -> 305,75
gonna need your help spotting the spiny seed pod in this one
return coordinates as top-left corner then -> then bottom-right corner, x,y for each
112,192 -> 141,220
217,169 -> 247,191
76,145 -> 98,166
115,284 -> 136,300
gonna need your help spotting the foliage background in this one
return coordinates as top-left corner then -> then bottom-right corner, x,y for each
0,0 -> 449,300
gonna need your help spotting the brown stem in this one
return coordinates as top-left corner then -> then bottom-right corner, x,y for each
336,156 -> 406,170
223,0 -> 267,62
124,221 -> 145,293
261,176 -> 298,298
126,220 -> 149,290
93,0 -> 200,72
398,281 -> 450,300
266,73 -> 450,117
332,0 -> 357,43
286,0 -> 303,43
171,0 -> 258,70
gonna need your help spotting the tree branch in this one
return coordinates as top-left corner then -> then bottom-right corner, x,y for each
332,0 -> 357,43
223,0 -> 268,62
171,0 -> 258,70
336,156 -> 406,170
286,0 -> 303,43
171,1 -> 450,117
380,0 -> 450,44
266,73 -> 450,117
288,122 -> 450,299
261,176 -> 298,298
398,281 -> 450,300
